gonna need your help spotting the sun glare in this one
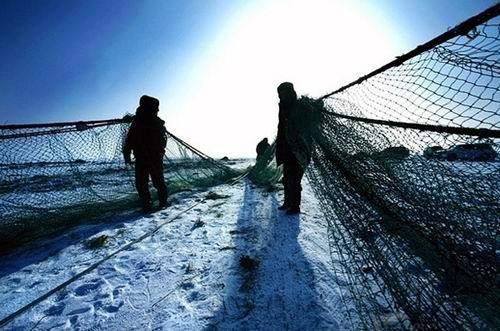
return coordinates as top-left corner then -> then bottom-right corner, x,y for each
163,0 -> 401,158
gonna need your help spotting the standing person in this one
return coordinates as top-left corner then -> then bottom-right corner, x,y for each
123,95 -> 168,212
276,82 -> 307,215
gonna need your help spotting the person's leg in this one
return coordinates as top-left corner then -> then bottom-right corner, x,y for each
135,159 -> 152,211
279,161 -> 291,210
150,158 -> 168,207
287,156 -> 304,214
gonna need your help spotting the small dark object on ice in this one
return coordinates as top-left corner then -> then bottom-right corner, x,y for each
191,219 -> 205,231
205,191 -> 230,200
220,156 -> 230,161
219,246 -> 236,251
184,263 -> 194,274
375,146 -> 410,159
362,265 -> 373,273
265,185 -> 277,192
239,255 -> 259,271
357,229 -> 376,241
86,235 -> 109,249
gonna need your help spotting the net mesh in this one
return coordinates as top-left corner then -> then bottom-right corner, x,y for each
252,6 -> 500,330
0,118 -> 237,251
248,140 -> 282,188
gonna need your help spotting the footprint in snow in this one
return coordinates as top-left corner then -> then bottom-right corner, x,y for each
94,292 -> 110,300
74,281 -> 101,296
69,315 -> 78,326
187,290 -> 206,302
29,280 -> 43,288
67,306 -> 91,315
103,301 -> 124,313
112,285 -> 127,297
44,303 -> 65,316
9,277 -> 21,284
180,282 -> 194,290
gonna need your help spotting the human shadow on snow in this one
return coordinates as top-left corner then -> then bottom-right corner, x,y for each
207,179 -> 337,330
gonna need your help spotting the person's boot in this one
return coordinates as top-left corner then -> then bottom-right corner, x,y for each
279,181 -> 290,210
141,200 -> 153,213
158,189 -> 169,209
159,199 -> 169,209
278,197 -> 290,210
286,182 -> 301,214
286,206 -> 300,215
142,204 -> 153,213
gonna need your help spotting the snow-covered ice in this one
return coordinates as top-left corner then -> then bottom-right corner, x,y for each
0,179 -> 347,330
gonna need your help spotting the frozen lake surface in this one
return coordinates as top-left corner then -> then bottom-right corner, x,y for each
0,179 -> 348,330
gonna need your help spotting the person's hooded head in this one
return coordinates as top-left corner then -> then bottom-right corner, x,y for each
277,82 -> 297,106
136,95 -> 160,120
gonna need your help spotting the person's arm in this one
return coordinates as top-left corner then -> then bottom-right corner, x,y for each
123,123 -> 135,164
159,124 -> 167,157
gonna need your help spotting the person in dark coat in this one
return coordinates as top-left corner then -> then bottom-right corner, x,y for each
123,95 -> 168,212
276,82 -> 306,215
256,137 -> 270,161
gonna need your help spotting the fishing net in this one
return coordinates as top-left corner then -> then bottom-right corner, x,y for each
248,140 -> 282,188
0,117 -> 237,251
252,5 -> 500,330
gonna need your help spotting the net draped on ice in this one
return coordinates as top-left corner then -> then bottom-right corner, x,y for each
252,5 -> 500,330
0,118 -> 237,250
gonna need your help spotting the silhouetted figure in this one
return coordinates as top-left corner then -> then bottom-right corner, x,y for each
256,137 -> 270,161
123,95 -> 168,212
276,82 -> 306,215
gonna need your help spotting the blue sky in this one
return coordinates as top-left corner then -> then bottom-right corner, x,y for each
0,1 -> 240,123
0,0 -> 495,156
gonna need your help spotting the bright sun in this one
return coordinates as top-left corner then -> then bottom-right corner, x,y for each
163,0 -> 401,158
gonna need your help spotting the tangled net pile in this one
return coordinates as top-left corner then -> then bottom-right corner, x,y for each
253,5 -> 500,330
0,118 -> 236,251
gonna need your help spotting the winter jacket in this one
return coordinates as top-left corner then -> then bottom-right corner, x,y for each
123,112 -> 167,161
276,99 -> 317,167
276,102 -> 292,165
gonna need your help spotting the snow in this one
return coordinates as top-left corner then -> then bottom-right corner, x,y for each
0,179 -> 347,330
